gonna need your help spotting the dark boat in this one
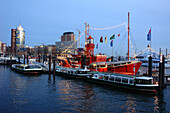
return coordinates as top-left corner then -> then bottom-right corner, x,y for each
87,71 -> 159,93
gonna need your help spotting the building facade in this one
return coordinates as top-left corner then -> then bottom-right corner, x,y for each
11,29 -> 16,54
56,32 -> 77,56
47,45 -> 56,55
1,43 -> 6,53
61,32 -> 76,41
16,25 -> 25,51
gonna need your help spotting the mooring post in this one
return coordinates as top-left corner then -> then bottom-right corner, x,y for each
10,56 -> 12,67
166,48 -> 167,58
27,55 -> 29,64
53,59 -> 55,75
49,55 -> 51,74
162,55 -> 166,88
84,55 -> 86,69
159,54 -> 165,91
43,55 -> 44,63
81,55 -> 84,69
159,48 -> 161,57
38,55 -> 41,63
18,57 -> 20,65
24,54 -> 25,64
148,56 -> 152,77
111,56 -> 113,62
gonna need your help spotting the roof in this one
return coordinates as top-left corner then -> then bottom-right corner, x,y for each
87,36 -> 93,39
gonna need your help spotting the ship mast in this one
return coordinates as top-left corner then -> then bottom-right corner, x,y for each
84,22 -> 88,44
128,12 -> 130,60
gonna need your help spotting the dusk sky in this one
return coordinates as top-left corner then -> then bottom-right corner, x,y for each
1,0 -> 170,56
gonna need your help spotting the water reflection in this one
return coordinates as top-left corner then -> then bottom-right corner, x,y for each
55,77 -> 95,112
0,66 -> 169,112
154,91 -> 166,113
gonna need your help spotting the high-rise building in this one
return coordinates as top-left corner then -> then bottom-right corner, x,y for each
11,29 -> 16,54
1,43 -> 6,53
16,25 -> 25,51
56,32 -> 77,56
61,32 -> 76,41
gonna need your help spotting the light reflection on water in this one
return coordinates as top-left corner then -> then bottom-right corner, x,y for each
0,66 -> 169,112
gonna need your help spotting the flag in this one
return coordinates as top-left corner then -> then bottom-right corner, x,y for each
100,36 -> 103,43
110,40 -> 113,47
110,34 -> 115,40
147,29 -> 151,41
96,43 -> 98,49
105,36 -> 107,44
118,34 -> 120,37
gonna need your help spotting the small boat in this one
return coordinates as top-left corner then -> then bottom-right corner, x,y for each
55,66 -> 92,78
0,56 -> 18,65
87,71 -> 159,93
135,46 -> 170,68
11,64 -> 43,75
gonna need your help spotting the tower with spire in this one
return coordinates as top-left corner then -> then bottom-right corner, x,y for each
16,24 -> 25,51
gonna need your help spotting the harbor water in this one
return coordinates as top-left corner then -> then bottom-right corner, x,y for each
0,65 -> 170,112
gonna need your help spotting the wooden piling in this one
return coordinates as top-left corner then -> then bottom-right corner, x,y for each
18,57 -> 20,65
10,56 -> 12,67
84,55 -> 86,68
159,54 -> 165,91
24,54 -> 25,64
38,55 -> 41,63
49,55 -> 51,74
148,56 -> 152,77
81,55 -> 84,69
53,59 -> 55,75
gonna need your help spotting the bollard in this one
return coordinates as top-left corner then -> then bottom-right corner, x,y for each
27,55 -> 29,64
148,56 -> 152,77
53,59 -> 55,75
49,55 -> 51,74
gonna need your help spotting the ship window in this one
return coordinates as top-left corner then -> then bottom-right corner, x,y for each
100,65 -> 106,67
130,79 -> 134,84
77,71 -> 87,74
110,77 -> 114,81
114,64 -> 120,66
87,39 -> 93,44
122,78 -> 128,83
135,79 -> 151,84
121,63 -> 126,65
115,77 -> 121,82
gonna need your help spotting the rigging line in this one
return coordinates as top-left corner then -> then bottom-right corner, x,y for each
129,31 -> 137,57
132,47 -> 148,58
130,31 -> 137,48
115,31 -> 126,55
60,30 -> 86,55
89,23 -> 126,30
119,33 -> 126,56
